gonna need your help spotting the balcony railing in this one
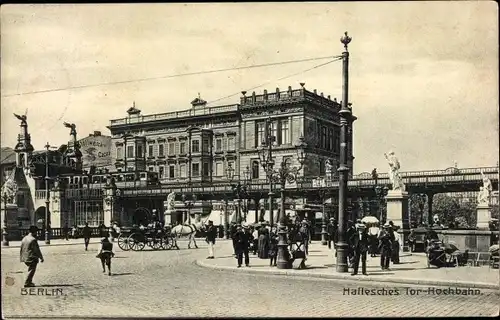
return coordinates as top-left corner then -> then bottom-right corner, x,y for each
109,104 -> 239,126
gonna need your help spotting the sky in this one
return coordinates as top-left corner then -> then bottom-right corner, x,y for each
1,2 -> 498,174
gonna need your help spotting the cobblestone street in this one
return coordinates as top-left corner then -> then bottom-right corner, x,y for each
2,240 -> 498,318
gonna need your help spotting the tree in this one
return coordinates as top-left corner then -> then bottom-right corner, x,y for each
432,194 -> 460,227
409,194 -> 427,227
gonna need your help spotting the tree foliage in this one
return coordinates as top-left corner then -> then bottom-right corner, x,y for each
433,194 -> 476,229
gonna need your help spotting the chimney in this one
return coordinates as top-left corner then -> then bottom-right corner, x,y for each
93,131 -> 101,136
313,89 -> 317,94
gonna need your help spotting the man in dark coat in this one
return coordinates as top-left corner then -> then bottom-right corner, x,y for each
82,222 -> 92,251
345,220 -> 356,267
327,218 -> 337,249
234,224 -> 251,267
20,226 -> 44,287
378,222 -> 394,270
205,220 -> 217,259
299,220 -> 310,256
63,223 -> 70,241
350,223 -> 369,275
230,223 -> 238,256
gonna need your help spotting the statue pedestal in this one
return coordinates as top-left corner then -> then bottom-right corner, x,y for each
164,210 -> 174,225
385,190 -> 410,251
476,204 -> 491,230
385,190 -> 409,228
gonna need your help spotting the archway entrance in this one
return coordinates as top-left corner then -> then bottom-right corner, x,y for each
34,206 -> 49,229
133,207 -> 151,226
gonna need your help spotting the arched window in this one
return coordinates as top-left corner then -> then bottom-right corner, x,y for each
252,161 -> 260,179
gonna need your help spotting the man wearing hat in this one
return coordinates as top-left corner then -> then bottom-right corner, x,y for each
350,222 -> 369,276
234,223 -> 251,267
327,218 -> 337,250
378,222 -> 394,270
20,226 -> 44,287
205,220 -> 217,259
299,219 -> 310,256
345,220 -> 356,266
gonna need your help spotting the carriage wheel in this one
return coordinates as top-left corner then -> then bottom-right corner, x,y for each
117,234 -> 131,251
161,235 -> 173,250
129,233 -> 146,251
150,236 -> 162,250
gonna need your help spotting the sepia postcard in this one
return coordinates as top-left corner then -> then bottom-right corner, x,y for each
1,2 -> 499,318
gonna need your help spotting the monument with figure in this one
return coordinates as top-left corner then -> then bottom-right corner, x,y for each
384,151 -> 409,250
163,192 -> 176,225
476,170 -> 493,230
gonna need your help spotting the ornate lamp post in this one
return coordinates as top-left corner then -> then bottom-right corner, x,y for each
260,136 -> 307,269
182,194 -> 197,224
226,163 -> 251,225
336,31 -> 354,273
1,180 -> 18,246
258,119 -> 276,227
44,142 -> 58,245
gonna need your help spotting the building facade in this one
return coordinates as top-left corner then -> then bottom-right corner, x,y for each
107,85 -> 354,187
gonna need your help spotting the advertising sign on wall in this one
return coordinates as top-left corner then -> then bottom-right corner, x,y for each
78,134 -> 112,169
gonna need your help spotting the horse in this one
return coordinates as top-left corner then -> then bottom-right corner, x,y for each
170,217 -> 208,249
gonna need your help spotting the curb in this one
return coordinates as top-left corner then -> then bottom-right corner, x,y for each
195,259 -> 499,290
1,240 -> 101,249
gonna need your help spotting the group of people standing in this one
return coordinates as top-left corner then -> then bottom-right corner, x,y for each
343,219 -> 402,275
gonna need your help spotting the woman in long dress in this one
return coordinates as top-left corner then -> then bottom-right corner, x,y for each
96,236 -> 115,276
257,228 -> 270,259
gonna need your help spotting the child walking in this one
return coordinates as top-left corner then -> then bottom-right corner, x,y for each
97,235 -> 115,276
268,231 -> 278,267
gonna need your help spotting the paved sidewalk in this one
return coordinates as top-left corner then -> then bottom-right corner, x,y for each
196,241 -> 500,290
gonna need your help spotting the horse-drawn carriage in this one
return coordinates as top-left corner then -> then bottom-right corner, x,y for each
117,226 -> 175,251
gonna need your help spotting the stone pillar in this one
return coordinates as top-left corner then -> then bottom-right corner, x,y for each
426,193 -> 434,226
103,187 -> 119,226
49,189 -> 64,228
386,190 -> 410,251
476,204 -> 491,230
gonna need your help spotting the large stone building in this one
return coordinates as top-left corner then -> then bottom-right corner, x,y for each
107,85 -> 354,185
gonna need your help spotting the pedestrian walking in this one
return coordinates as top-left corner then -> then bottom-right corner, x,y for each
299,220 -> 310,256
378,222 -> 394,270
390,223 -> 402,264
63,223 -> 70,241
205,220 -> 217,259
350,223 -> 369,276
252,226 -> 259,255
230,223 -> 238,256
96,235 -> 114,276
71,224 -> 78,239
257,227 -> 270,259
82,222 -> 92,251
268,230 -> 278,267
346,220 -> 356,267
234,224 -> 251,267
20,226 -> 44,287
368,224 -> 380,257
327,218 -> 336,249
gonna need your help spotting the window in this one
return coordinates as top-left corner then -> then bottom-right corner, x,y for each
203,162 -> 210,177
227,161 -> 234,176
159,166 -> 164,178
256,122 -> 265,146
148,145 -> 154,157
319,160 -> 326,176
252,161 -> 260,179
179,164 -> 186,178
116,147 -> 123,159
74,200 -> 103,227
334,128 -> 340,153
215,138 -> 222,152
203,139 -> 210,152
270,121 -> 278,145
169,165 -> 175,178
192,163 -> 200,177
127,146 -> 134,158
168,142 -> 175,156
322,126 -> 327,149
148,166 -> 154,172
180,142 -> 186,154
192,140 -> 200,153
328,128 -> 334,151
158,144 -> 165,157
137,145 -> 143,158
215,162 -> 223,176
281,120 -> 290,145
227,137 -> 235,151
